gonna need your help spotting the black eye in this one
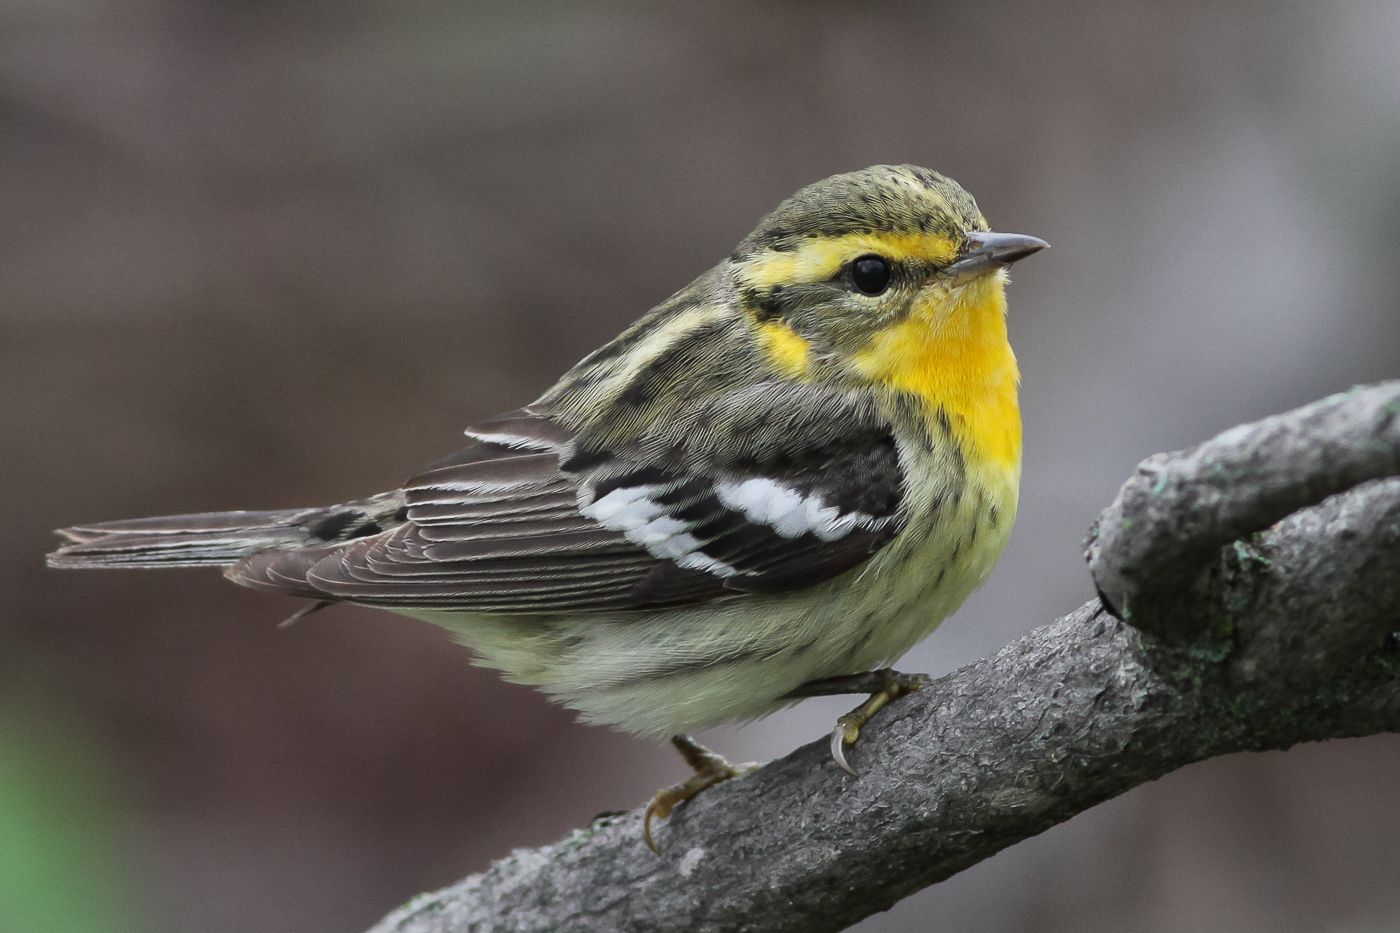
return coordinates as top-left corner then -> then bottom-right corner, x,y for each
851,255 -> 892,296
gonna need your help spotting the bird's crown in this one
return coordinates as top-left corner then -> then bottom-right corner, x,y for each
731,164 -> 988,264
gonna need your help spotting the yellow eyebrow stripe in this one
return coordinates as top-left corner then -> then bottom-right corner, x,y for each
739,231 -> 960,291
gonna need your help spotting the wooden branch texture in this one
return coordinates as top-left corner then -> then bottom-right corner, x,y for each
368,381 -> 1400,933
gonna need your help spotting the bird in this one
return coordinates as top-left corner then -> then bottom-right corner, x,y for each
48,164 -> 1046,851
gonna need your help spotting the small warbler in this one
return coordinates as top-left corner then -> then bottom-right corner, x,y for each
49,165 -> 1046,850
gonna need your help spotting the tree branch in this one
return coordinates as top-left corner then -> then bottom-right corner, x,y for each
368,382 -> 1400,933
1084,382 -> 1400,641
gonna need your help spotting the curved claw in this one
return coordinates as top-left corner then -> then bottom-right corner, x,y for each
643,799 -> 668,854
830,716 -> 862,776
830,722 -> 859,776
824,670 -> 933,776
643,736 -> 759,853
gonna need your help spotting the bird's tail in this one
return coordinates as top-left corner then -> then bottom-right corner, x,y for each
47,508 -> 329,569
47,493 -> 405,570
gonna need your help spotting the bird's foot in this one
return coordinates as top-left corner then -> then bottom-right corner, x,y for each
644,735 -> 758,854
784,668 -> 932,776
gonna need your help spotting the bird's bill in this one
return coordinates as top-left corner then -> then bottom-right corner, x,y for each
944,231 -> 1049,285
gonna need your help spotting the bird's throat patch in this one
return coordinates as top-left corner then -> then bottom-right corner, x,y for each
851,281 -> 1021,471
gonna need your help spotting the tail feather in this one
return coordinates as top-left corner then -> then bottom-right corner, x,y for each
48,509 -> 324,569
48,491 -> 406,572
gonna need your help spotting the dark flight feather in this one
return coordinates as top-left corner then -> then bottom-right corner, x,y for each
51,386 -> 909,614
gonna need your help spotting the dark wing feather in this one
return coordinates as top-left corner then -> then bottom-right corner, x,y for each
243,389 -> 908,612
232,546 -> 344,599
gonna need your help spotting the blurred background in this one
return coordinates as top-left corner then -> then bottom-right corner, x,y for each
4,0 -> 1400,930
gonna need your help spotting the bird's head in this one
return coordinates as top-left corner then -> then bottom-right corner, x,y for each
727,164 -> 1047,384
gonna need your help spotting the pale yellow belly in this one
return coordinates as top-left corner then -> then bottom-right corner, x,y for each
407,466 -> 1018,739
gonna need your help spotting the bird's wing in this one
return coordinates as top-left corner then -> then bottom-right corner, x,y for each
231,384 -> 909,612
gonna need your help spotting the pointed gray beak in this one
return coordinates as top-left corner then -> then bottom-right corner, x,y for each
944,231 -> 1049,285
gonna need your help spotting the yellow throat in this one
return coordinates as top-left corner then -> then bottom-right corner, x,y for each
851,273 -> 1022,473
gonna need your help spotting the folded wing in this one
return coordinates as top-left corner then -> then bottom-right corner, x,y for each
231,385 -> 909,613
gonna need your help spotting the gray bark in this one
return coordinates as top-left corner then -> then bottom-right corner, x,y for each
368,381 -> 1400,933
